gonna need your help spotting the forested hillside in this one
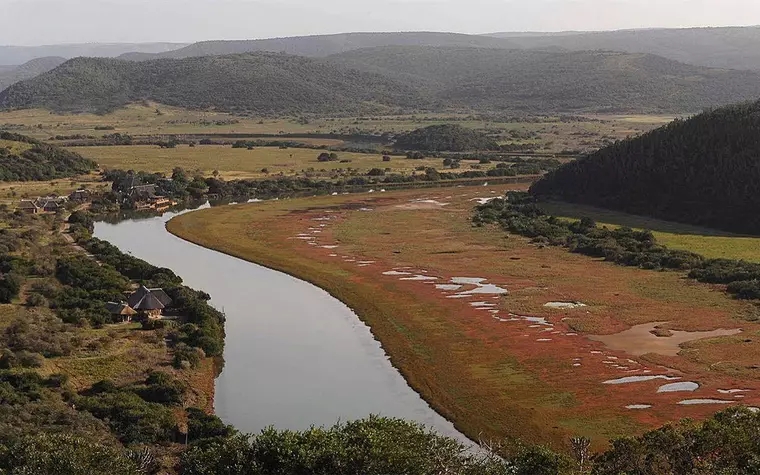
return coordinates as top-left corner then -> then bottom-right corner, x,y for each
530,100 -> 760,234
490,26 -> 760,71
0,56 -> 66,91
328,46 -> 760,113
5,47 -> 760,114
0,132 -> 96,180
0,54 -> 423,114
117,32 -> 517,60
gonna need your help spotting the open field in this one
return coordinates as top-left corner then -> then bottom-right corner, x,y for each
0,103 -> 672,154
542,201 -> 760,262
168,184 -> 760,450
68,145 -> 492,180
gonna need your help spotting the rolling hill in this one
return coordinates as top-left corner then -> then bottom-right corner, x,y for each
0,57 -> 67,91
489,27 -> 760,71
0,53 -> 423,114
327,46 -> 760,113
117,32 -> 517,60
5,47 -> 760,115
530,100 -> 760,234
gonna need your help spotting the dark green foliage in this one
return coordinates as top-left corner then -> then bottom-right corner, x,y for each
135,371 -> 186,406
330,46 -> 760,113
0,272 -> 21,303
0,131 -> 96,181
531,100 -> 760,234
75,390 -> 177,444
0,54 -> 422,114
0,432 -> 142,475
592,407 -> 760,475
181,416 -> 521,475
68,210 -> 94,233
81,237 -> 183,288
187,408 -> 234,442
394,124 -> 499,152
52,255 -> 129,325
474,192 -> 760,302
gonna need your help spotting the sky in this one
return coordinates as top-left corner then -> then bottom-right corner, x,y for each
2,0 -> 760,45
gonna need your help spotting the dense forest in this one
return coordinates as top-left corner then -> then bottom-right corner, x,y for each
0,131 -> 96,180
393,124 -> 499,151
5,48 -> 760,114
328,46 -> 760,113
530,100 -> 760,234
0,54 -> 422,115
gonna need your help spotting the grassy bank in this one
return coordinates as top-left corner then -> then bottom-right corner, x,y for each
167,185 -> 760,450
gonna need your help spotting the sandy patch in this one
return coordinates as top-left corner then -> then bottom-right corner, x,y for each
383,270 -> 411,276
626,404 -> 652,409
589,322 -> 742,357
678,399 -> 734,405
544,302 -> 588,309
395,199 -> 450,210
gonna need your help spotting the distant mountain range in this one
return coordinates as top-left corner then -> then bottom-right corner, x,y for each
113,27 -> 760,72
0,43 -> 188,66
116,32 -> 516,61
489,27 -> 760,71
3,46 -> 760,115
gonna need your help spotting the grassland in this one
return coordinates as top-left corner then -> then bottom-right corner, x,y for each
541,201 -> 760,262
167,184 -> 760,450
0,103 -> 671,155
68,145 -> 480,180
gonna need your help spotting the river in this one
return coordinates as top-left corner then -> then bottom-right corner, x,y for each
94,205 -> 467,441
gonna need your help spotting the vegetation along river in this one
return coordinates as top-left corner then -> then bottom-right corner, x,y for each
94,205 -> 466,441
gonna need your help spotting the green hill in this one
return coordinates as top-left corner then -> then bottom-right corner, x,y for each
0,131 -> 96,181
0,56 -> 66,91
328,46 -> 760,113
530,100 -> 760,234
490,26 -> 760,71
6,47 -> 760,115
393,124 -> 499,151
0,53 -> 424,114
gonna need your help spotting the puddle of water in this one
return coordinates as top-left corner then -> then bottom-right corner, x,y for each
658,382 -> 699,393
457,284 -> 508,295
590,322 -> 742,357
436,284 -> 463,291
718,389 -> 750,394
537,339 -> 553,342
451,277 -> 487,285
508,313 -> 552,326
383,271 -> 412,276
626,404 -> 652,410
470,197 -> 500,205
544,302 -> 587,309
400,275 -> 439,281
603,375 -> 680,385
446,295 -> 473,299
321,245 -> 339,249
678,399 -> 734,405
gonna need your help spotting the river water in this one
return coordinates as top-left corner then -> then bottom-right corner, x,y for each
94,206 -> 466,441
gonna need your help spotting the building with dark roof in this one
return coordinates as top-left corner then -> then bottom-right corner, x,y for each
127,285 -> 173,319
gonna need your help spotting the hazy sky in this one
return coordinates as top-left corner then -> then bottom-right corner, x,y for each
2,0 -> 760,45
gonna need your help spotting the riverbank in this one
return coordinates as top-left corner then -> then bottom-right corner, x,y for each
167,184 -> 760,450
